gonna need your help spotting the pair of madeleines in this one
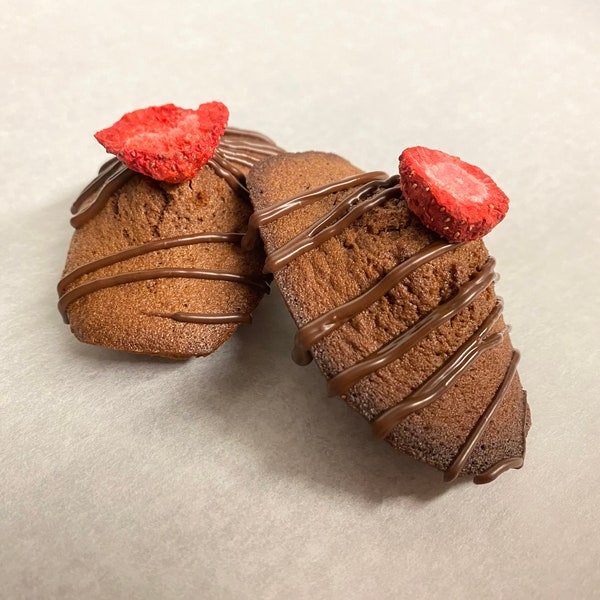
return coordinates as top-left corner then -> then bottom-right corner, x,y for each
58,102 -> 530,485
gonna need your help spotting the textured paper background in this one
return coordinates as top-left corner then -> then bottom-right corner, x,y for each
1,1 -> 599,598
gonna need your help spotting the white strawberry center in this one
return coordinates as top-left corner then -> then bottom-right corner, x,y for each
424,162 -> 488,205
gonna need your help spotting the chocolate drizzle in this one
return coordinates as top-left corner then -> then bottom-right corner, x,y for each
58,232 -> 245,296
60,127 -> 282,326
58,266 -> 269,324
473,454 -> 525,485
154,312 -> 252,325
206,128 -> 284,196
70,128 -> 283,229
292,240 -> 456,365
264,176 -> 401,273
327,257 -> 498,397
254,168 -> 525,483
242,171 -> 389,252
371,300 -> 506,438
445,350 -> 522,483
70,160 -> 133,228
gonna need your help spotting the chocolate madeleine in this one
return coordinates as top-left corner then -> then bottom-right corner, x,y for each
245,151 -> 530,483
58,127 -> 282,358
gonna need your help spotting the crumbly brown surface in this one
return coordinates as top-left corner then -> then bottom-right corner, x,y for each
61,165 -> 265,358
247,151 -> 530,478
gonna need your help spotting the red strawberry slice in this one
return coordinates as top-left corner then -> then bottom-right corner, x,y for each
399,146 -> 510,242
94,102 -> 229,183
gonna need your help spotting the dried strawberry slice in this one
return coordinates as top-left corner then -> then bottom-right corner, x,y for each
94,102 -> 229,183
399,147 -> 510,242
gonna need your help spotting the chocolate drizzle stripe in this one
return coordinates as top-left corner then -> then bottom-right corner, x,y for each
264,177 -> 401,273
218,149 -> 274,168
250,170 -> 389,227
71,158 -> 121,214
444,350 -> 521,482
473,456 -> 525,484
207,153 -> 248,194
292,240 -> 456,365
220,140 -> 283,157
371,300 -> 506,439
241,171 -> 389,251
216,151 -> 259,169
220,142 -> 281,156
216,129 -> 284,164
212,148 -> 247,180
58,268 -> 269,323
223,127 -> 282,149
326,258 -> 498,397
215,130 -> 284,169
69,128 -> 284,230
98,157 -> 118,174
70,164 -> 133,228
151,312 -> 252,324
57,232 -> 245,295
